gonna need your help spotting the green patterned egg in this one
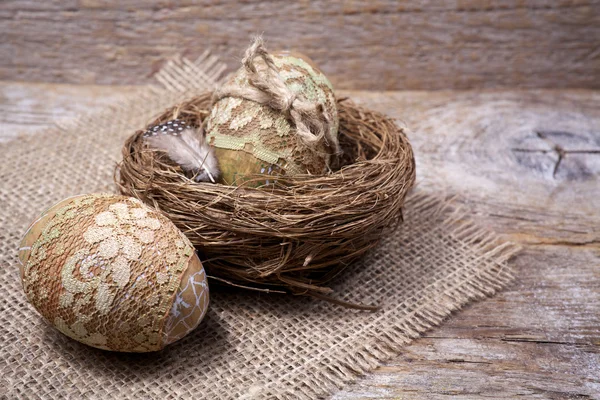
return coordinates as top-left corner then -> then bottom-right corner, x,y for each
206,51 -> 339,186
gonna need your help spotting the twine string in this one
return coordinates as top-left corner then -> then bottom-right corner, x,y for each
213,37 -> 341,154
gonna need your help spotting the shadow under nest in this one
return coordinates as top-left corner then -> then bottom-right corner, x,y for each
116,92 -> 415,308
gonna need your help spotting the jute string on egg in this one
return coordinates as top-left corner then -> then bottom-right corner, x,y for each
117,92 -> 415,308
213,37 -> 341,155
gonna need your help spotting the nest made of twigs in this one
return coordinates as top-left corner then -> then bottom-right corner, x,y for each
116,92 -> 415,305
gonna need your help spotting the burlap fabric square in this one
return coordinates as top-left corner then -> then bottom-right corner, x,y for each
0,53 -> 518,399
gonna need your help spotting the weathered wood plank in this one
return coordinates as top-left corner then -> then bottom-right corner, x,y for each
2,82 -> 599,398
334,246 -> 600,399
333,89 -> 600,399
347,89 -> 600,245
1,0 -> 600,90
0,81 -> 139,142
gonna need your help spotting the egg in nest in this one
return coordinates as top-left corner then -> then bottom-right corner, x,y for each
206,45 -> 340,185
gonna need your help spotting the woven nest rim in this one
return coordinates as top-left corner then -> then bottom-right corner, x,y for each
116,92 -> 415,307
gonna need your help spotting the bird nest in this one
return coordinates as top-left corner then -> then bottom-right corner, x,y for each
116,92 -> 415,307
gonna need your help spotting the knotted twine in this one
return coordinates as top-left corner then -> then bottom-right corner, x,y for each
213,37 -> 341,156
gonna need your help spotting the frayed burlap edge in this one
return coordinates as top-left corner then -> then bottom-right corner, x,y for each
254,192 -> 520,399
149,52 -> 521,392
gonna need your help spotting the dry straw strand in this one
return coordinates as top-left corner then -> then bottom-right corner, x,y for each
116,93 -> 415,304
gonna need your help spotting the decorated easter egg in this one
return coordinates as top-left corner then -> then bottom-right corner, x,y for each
206,48 -> 339,185
18,194 -> 209,352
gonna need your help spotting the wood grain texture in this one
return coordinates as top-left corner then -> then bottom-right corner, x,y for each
347,89 -> 600,246
2,83 -> 599,398
0,81 -> 139,142
334,246 -> 600,399
334,89 -> 600,399
2,0 -> 600,90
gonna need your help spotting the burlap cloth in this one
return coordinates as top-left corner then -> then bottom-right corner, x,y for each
0,53 -> 518,399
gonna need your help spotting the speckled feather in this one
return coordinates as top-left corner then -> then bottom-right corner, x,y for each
143,120 -> 220,183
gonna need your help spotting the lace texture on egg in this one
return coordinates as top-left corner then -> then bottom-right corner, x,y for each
21,194 -> 205,352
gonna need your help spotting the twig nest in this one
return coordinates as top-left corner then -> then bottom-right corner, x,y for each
117,93 -> 416,298
18,194 -> 209,352
207,40 -> 339,185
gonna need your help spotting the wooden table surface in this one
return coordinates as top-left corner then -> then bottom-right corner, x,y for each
2,1 -> 599,91
2,82 -> 599,399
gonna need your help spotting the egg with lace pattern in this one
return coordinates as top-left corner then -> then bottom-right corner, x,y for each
18,193 -> 209,352
206,45 -> 340,186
